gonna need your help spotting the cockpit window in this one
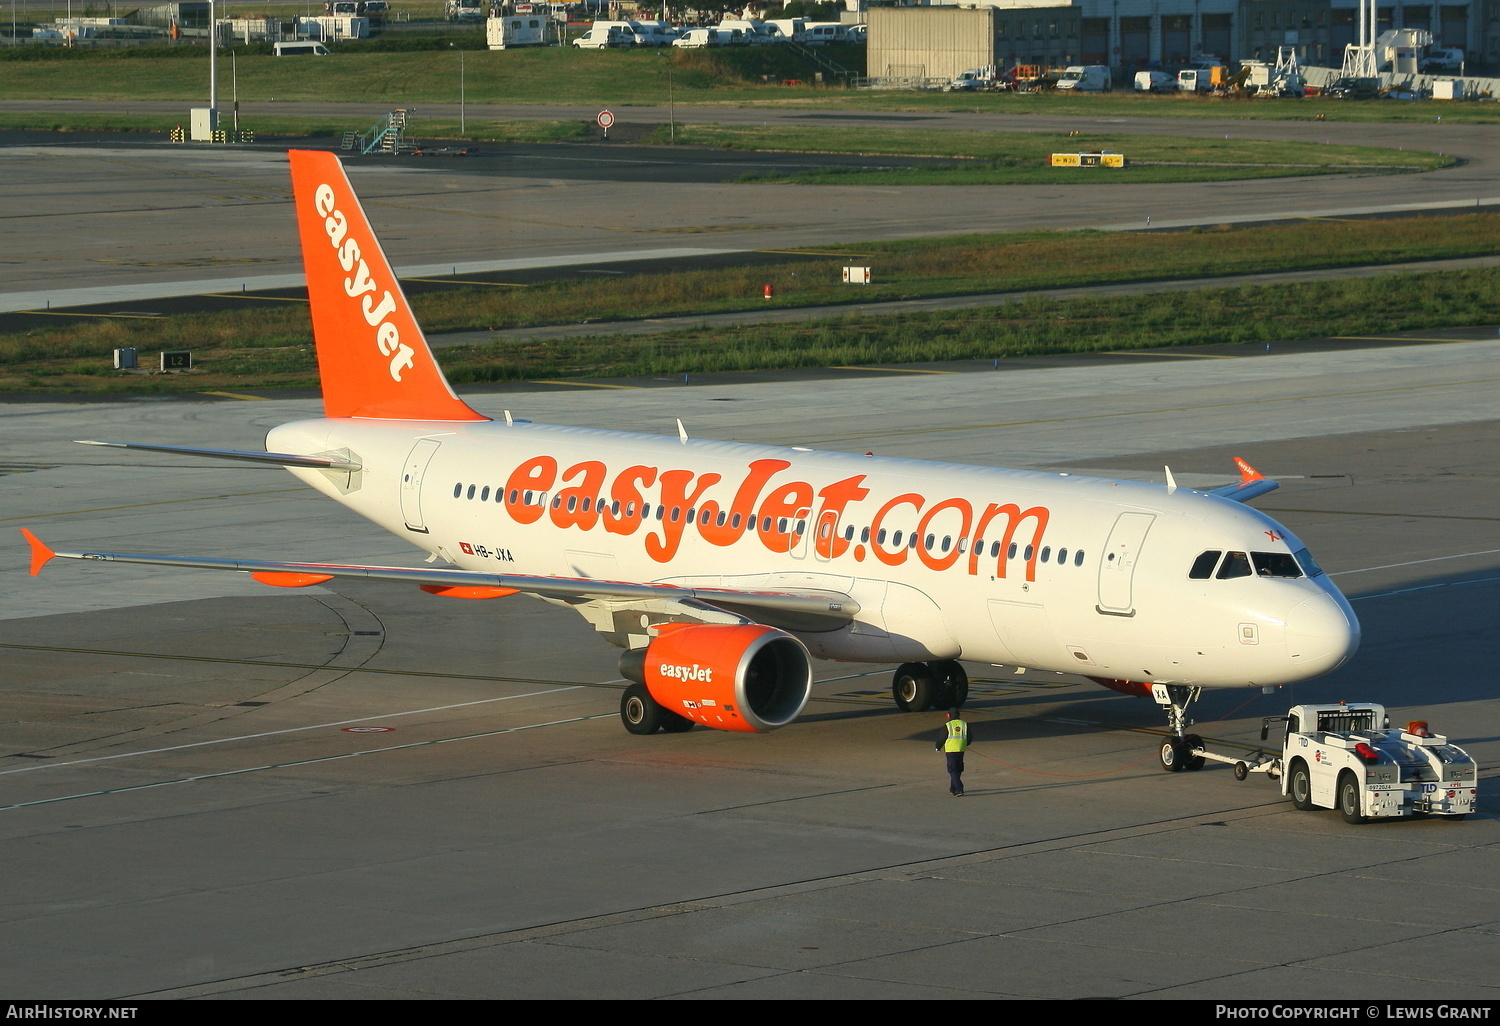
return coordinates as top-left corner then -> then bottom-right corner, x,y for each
1251,551 -> 1303,578
1294,547 -> 1325,578
1216,551 -> 1252,579
1189,550 -> 1222,579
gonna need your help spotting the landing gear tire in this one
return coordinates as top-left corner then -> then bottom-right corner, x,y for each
931,660 -> 969,709
660,710 -> 695,733
893,663 -> 937,712
1338,773 -> 1366,824
621,682 -> 665,735
1160,739 -> 1184,772
1289,762 -> 1313,810
1233,761 -> 1249,781
1181,733 -> 1205,771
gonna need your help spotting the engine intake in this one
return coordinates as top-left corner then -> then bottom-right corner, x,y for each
620,624 -> 812,732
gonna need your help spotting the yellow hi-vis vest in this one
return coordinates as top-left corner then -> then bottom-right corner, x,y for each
944,719 -> 968,753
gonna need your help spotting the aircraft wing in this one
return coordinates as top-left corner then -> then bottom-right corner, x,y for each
76,440 -> 362,471
20,529 -> 858,621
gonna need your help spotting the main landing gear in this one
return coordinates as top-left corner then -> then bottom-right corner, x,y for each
620,682 -> 695,735
1152,683 -> 1206,772
891,660 -> 969,712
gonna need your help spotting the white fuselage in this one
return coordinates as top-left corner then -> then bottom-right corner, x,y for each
268,417 -> 1360,689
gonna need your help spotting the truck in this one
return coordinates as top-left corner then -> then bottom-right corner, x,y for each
487,14 -> 551,49
944,66 -> 1001,92
446,0 -> 484,23
1192,702 -> 1478,823
1055,65 -> 1111,91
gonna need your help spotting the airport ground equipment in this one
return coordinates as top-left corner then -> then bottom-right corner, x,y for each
1173,701 -> 1477,823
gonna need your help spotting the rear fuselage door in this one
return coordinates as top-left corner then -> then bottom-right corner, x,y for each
1097,512 -> 1155,615
400,438 -> 442,533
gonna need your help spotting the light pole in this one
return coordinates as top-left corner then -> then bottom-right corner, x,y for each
451,42 -> 465,135
659,50 -> 674,143
209,0 -> 218,115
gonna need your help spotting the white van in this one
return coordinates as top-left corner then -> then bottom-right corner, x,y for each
573,23 -> 632,48
1056,65 -> 1112,91
629,20 -> 676,46
1133,70 -> 1176,92
672,28 -> 717,48
273,40 -> 332,56
801,22 -> 844,45
719,20 -> 776,45
764,18 -> 806,43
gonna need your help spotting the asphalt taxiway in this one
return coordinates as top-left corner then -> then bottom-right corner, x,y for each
1,339 -> 1496,999
1,109 -> 1496,310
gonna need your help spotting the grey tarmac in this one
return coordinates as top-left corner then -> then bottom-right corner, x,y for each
0,338 -> 1496,999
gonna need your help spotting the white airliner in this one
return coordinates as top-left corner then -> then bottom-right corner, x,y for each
22,150 -> 1360,770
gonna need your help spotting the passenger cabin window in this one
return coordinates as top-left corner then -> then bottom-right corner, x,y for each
1189,550 -> 1223,579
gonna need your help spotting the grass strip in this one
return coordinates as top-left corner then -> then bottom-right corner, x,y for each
0,46 -> 1495,123
3,269 -> 1494,394
2,214 -> 1495,394
657,123 -> 1446,184
0,111 -> 597,143
439,270 -> 1499,383
369,213 -> 1500,329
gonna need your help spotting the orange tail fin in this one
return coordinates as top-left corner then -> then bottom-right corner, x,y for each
288,149 -> 486,422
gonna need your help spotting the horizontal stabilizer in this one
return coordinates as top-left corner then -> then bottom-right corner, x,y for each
20,533 -> 860,621
76,440 -> 362,471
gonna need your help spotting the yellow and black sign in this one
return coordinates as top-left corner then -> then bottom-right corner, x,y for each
1049,152 -> 1126,168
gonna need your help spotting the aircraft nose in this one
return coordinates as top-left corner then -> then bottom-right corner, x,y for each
1286,591 -> 1361,677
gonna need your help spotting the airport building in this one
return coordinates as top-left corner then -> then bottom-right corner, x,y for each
866,0 -> 1493,79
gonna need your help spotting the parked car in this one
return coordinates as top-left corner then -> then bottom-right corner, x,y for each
1324,76 -> 1382,99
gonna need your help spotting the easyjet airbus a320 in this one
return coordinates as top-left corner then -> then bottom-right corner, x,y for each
22,150 -> 1360,771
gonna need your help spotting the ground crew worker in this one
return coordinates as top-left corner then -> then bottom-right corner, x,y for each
935,708 -> 969,796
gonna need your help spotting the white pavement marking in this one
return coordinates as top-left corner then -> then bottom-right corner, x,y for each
0,685 -> 586,777
0,711 -> 617,813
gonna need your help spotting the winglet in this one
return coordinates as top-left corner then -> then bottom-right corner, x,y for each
287,149 -> 487,423
1209,458 -> 1279,504
19,528 -> 55,577
1233,457 -> 1265,484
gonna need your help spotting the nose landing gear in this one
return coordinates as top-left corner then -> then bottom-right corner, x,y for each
1153,683 -> 1206,771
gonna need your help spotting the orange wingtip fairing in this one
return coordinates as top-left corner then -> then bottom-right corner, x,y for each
251,571 -> 336,588
419,585 -> 520,599
287,149 -> 486,423
1232,457 -> 1264,483
20,529 -> 55,577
